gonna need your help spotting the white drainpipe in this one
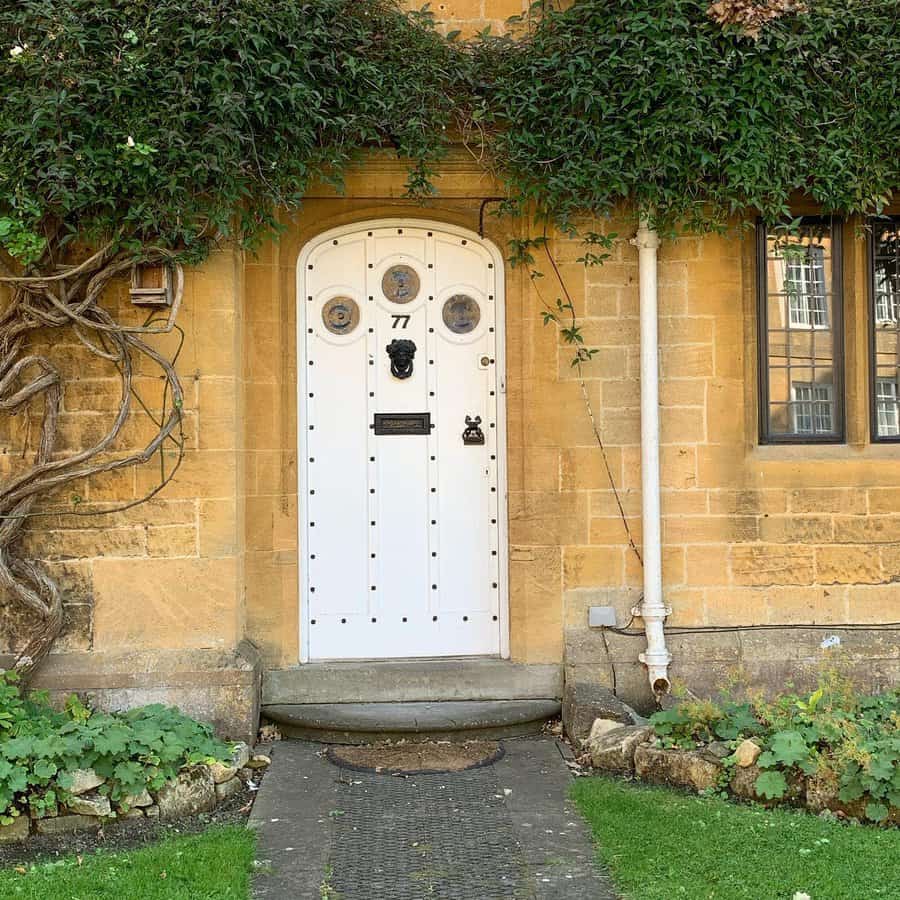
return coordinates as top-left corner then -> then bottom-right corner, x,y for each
632,216 -> 671,696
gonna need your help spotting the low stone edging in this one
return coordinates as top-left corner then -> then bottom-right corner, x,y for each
587,721 -> 899,825
0,743 -> 272,845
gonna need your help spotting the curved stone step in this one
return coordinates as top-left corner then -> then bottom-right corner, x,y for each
263,699 -> 561,744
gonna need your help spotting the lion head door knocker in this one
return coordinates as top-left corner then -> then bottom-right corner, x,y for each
462,415 -> 485,445
386,339 -> 416,379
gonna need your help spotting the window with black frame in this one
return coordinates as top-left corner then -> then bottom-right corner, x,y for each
757,218 -> 843,443
870,217 -> 900,441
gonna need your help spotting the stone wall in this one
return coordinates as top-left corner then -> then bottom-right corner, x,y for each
1,150 -> 897,723
0,250 -> 255,736
403,0 -> 531,37
0,253 -> 244,654
554,216 -> 900,707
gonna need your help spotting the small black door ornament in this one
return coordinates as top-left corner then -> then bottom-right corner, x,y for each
386,339 -> 416,379
462,415 -> 485,445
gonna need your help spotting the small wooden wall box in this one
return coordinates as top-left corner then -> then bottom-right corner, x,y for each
129,263 -> 173,306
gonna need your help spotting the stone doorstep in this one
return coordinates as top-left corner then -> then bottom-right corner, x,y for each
262,657 -> 563,706
263,659 -> 563,705
263,699 -> 561,743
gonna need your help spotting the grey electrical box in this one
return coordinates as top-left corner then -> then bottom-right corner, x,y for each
588,606 -> 618,628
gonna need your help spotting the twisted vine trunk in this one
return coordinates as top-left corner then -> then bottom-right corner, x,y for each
0,246 -> 186,682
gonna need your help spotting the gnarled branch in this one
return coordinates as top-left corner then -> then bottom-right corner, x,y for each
0,247 -> 186,681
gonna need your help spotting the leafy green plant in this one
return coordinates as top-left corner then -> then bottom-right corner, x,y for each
650,698 -> 763,749
753,770 -> 789,801
649,673 -> 899,822
748,675 -> 899,816
0,216 -> 45,265
0,670 -> 231,824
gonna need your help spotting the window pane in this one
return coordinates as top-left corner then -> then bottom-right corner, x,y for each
761,220 -> 841,441
767,294 -> 788,329
787,373 -> 834,437
871,219 -> 900,439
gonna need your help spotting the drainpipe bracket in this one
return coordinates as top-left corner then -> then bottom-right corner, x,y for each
638,649 -> 673,665
629,231 -> 661,251
631,605 -> 672,618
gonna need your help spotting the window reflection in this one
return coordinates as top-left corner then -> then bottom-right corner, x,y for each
872,219 -> 900,440
761,220 -> 841,441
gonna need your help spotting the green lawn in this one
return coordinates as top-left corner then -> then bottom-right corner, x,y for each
573,776 -> 900,900
0,826 -> 255,900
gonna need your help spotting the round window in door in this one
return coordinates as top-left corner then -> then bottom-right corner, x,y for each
381,265 -> 420,304
322,296 -> 360,335
442,294 -> 481,334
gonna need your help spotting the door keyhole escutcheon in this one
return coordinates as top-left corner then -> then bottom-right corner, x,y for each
462,415 -> 485,445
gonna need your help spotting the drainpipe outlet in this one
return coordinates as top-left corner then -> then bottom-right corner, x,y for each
634,602 -> 672,697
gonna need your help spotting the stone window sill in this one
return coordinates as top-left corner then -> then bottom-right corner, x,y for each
750,442 -> 900,462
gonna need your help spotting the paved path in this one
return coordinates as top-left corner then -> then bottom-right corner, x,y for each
250,737 -> 616,900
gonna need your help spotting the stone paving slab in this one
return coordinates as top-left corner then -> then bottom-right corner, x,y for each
250,741 -> 339,900
494,739 -> 617,899
250,737 -> 616,900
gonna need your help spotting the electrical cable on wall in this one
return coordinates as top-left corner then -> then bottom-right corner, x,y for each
603,621 -> 900,636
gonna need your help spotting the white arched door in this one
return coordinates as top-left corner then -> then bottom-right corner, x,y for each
297,221 -> 508,661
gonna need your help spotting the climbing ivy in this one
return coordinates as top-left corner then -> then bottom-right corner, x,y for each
0,0 -> 459,265
474,0 -> 899,233
2,0 -> 898,260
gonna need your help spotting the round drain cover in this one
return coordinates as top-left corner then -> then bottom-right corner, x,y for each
326,740 -> 503,775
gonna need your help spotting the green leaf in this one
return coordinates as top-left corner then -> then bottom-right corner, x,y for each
6,766 -> 28,794
865,802 -> 889,823
868,754 -> 896,782
754,770 -> 789,800
769,731 -> 809,767
839,779 -> 866,803
798,758 -> 818,776
32,759 -> 57,779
